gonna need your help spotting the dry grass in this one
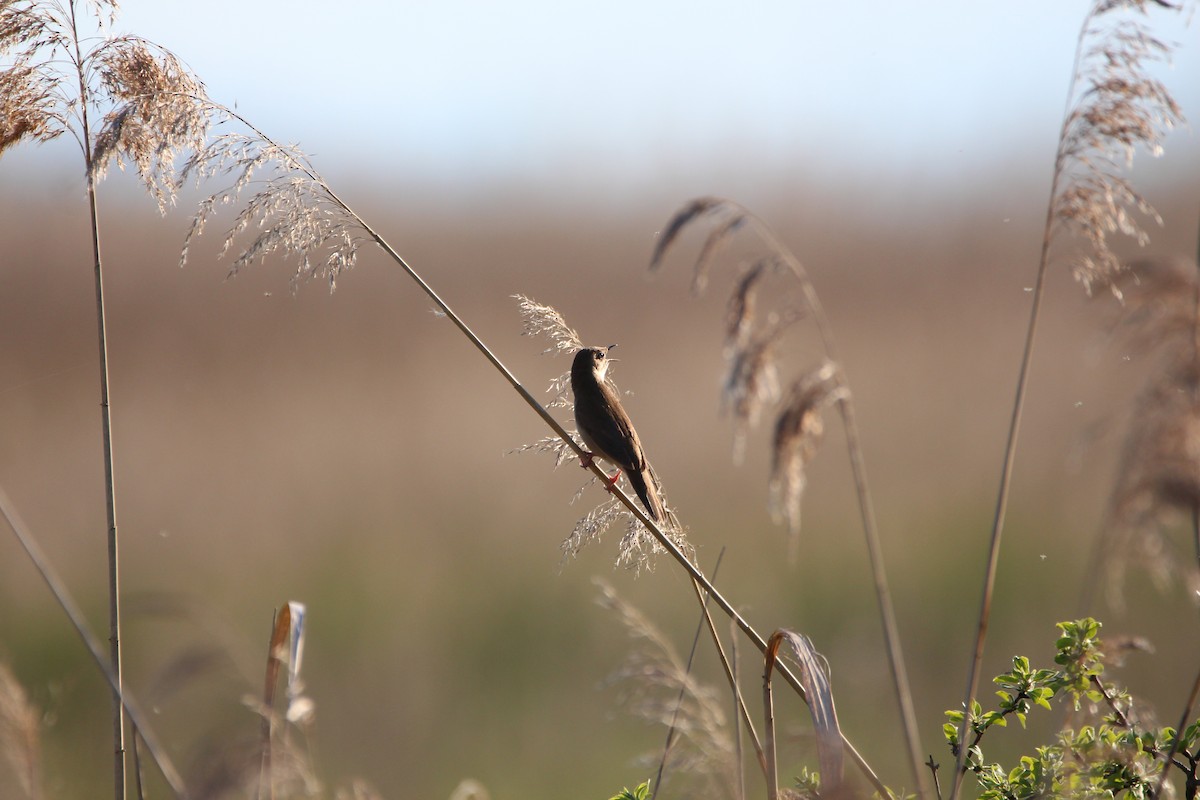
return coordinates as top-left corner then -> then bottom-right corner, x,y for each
1050,0 -> 1185,294
0,661 -> 41,800
596,579 -> 738,799
2,0 -> 1199,797
1092,257 -> 1200,605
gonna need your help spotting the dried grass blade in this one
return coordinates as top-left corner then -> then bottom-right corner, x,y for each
258,601 -> 308,800
649,196 -> 725,270
762,630 -> 844,800
692,212 -> 746,295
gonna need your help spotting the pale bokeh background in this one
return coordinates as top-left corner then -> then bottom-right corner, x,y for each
1,2 -> 1199,798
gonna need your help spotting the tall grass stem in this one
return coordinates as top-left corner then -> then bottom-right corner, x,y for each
66,3 -> 127,797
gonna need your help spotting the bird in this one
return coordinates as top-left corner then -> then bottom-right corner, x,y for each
570,344 -> 667,523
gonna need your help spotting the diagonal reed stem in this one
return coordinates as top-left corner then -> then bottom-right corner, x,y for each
176,102 -> 889,795
356,208 -> 895,792
352,220 -> 893,793
0,487 -> 187,797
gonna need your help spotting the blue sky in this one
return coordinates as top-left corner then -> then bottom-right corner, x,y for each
21,2 -> 1200,201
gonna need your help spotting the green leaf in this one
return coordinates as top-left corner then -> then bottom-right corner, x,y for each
609,781 -> 651,800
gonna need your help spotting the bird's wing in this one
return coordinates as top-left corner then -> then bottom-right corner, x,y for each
585,380 -> 648,472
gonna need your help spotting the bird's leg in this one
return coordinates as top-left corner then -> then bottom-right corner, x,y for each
579,451 -> 622,491
601,469 -> 623,491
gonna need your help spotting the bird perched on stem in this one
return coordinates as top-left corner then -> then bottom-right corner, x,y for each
571,345 -> 668,523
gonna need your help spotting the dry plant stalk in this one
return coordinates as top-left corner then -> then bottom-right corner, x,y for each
949,2 -> 1189,797
762,631 -> 843,800
1,4 -> 217,798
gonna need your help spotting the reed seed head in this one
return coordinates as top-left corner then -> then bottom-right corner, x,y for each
1099,257 -> 1200,604
1052,0 -> 1186,293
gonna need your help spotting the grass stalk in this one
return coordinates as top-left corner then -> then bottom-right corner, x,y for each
730,617 -> 746,800
946,14 -> 1092,796
66,4 -> 126,797
685,575 -> 766,778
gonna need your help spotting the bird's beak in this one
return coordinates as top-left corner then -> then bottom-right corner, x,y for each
606,343 -> 619,362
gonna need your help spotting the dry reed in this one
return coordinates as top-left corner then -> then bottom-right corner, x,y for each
1090,257 -> 1200,606
596,579 -> 738,799
0,662 -> 41,800
948,2 -> 1189,796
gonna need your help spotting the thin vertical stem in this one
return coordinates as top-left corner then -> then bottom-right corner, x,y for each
1191,203 -> 1200,569
68,3 -> 125,797
947,13 -> 1088,794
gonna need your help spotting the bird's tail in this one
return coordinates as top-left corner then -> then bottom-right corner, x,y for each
629,465 -> 670,526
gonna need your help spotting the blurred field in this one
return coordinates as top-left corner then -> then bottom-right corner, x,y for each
0,153 -> 1198,799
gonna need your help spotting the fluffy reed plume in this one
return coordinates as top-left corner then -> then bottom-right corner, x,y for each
515,294 -> 584,409
514,295 -> 691,569
650,198 -> 925,790
0,0 -> 72,155
595,579 -> 737,799
651,199 -> 842,540
1050,0 -> 1186,295
0,662 -> 40,800
176,121 -> 366,289
184,731 -> 321,800
769,363 -> 846,553
1093,258 -> 1200,604
89,37 -> 209,209
3,1 -> 351,288
0,2 -> 209,187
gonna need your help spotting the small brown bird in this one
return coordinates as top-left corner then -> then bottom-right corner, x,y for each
571,345 -> 667,522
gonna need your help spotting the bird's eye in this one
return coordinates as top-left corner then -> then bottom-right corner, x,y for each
595,350 -> 605,360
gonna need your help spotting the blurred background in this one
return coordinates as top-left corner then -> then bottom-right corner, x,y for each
1,1 -> 1199,798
